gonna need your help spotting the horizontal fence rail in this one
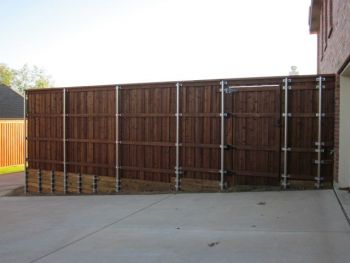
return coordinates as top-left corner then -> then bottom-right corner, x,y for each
25,75 -> 335,194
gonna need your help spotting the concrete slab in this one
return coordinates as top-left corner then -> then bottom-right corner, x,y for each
0,172 -> 23,196
334,187 -> 350,223
0,190 -> 349,263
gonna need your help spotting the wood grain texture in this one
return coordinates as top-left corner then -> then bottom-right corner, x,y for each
26,75 -> 335,193
0,120 -> 24,167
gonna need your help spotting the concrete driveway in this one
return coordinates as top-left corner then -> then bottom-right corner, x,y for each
0,190 -> 350,263
0,172 -> 23,196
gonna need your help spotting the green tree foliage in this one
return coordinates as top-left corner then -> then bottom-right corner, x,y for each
0,63 -> 53,94
0,63 -> 14,87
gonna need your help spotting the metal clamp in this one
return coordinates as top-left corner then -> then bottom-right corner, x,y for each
219,145 -> 230,150
282,147 -> 291,151
220,88 -> 237,94
174,167 -> 183,174
281,174 -> 290,178
219,181 -> 227,190
316,85 -> 325,89
315,142 -> 325,146
314,176 -> 324,189
313,160 -> 325,164
78,173 -> 82,193
92,175 -> 97,194
314,149 -> 325,153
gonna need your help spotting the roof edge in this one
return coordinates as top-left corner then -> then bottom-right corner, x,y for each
309,0 -> 322,34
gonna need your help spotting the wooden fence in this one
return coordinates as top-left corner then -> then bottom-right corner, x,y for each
25,75 -> 335,193
0,120 -> 24,167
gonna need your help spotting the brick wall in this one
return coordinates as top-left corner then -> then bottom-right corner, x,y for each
314,0 -> 350,183
318,0 -> 350,74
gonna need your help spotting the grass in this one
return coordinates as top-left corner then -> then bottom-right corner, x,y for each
0,165 -> 24,175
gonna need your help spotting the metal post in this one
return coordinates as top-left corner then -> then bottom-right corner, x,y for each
24,91 -> 28,194
38,169 -> 42,193
220,80 -> 227,191
315,76 -> 325,189
175,82 -> 182,191
92,175 -> 97,194
51,170 -> 55,193
78,173 -> 82,194
63,88 -> 67,194
281,78 -> 291,189
115,85 -> 120,192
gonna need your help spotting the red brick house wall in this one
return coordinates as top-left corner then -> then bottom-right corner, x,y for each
309,0 -> 350,184
315,0 -> 350,74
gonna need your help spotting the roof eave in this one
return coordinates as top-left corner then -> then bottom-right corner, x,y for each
309,0 -> 322,34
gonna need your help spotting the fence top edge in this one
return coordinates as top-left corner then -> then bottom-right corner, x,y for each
26,74 -> 336,93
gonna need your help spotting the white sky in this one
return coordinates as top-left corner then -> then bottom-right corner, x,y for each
0,0 -> 316,87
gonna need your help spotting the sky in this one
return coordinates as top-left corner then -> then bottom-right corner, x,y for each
0,0 -> 317,87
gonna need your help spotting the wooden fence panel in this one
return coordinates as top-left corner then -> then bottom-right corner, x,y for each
27,90 -> 63,171
0,120 -> 24,167
285,77 -> 334,182
118,84 -> 176,191
25,75 -> 335,193
66,87 -> 116,177
179,83 -> 222,190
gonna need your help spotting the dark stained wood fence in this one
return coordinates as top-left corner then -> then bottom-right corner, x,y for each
25,75 -> 335,193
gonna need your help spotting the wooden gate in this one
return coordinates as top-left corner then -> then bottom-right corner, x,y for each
25,75 -> 335,194
226,84 -> 281,186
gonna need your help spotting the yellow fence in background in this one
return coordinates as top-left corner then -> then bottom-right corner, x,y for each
0,120 -> 24,167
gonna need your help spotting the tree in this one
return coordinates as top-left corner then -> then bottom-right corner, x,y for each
0,63 -> 14,87
0,63 -> 53,94
12,64 -> 53,94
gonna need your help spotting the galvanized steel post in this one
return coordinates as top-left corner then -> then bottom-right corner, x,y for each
63,88 -> 67,194
281,78 -> 291,189
115,85 -> 120,192
38,169 -> 42,193
51,170 -> 55,193
220,80 -> 227,191
315,76 -> 325,189
175,82 -> 182,191
78,173 -> 82,194
24,90 -> 28,194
